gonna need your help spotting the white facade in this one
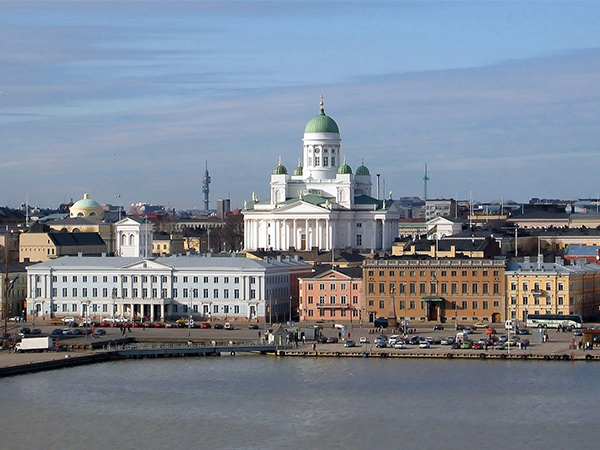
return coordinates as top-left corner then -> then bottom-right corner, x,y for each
115,217 -> 154,257
26,254 -> 311,323
243,98 -> 401,252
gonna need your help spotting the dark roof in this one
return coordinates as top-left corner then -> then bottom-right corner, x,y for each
305,266 -> 363,279
411,238 -> 494,252
48,232 -> 106,247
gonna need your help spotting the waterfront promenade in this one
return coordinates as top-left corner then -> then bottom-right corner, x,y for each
1,322 -> 599,376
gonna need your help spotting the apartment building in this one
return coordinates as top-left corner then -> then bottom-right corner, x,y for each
298,266 -> 363,324
505,257 -> 600,322
363,257 -> 506,326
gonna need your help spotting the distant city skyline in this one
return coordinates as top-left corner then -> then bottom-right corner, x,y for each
1,1 -> 600,210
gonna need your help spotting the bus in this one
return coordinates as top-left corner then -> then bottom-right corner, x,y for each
526,314 -> 583,329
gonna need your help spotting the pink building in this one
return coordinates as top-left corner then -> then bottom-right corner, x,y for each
299,267 -> 363,325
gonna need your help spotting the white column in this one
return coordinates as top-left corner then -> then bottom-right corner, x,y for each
293,219 -> 297,249
315,219 -> 320,249
325,219 -> 330,251
305,219 -> 309,249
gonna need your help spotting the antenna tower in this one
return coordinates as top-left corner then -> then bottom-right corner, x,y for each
202,161 -> 211,213
422,164 -> 430,200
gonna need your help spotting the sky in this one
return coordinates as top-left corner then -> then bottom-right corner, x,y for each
1,0 -> 600,211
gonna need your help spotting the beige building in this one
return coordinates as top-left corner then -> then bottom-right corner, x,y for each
153,232 -> 185,256
20,227 -> 107,263
0,261 -> 28,320
505,257 -> 600,322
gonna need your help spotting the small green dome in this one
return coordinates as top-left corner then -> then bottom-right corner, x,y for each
337,162 -> 352,175
356,163 -> 370,176
304,96 -> 339,134
293,160 -> 303,176
272,156 -> 288,175
272,164 -> 288,175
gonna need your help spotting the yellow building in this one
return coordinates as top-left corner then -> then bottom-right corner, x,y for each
152,232 -> 185,256
505,256 -> 600,322
19,227 -> 107,263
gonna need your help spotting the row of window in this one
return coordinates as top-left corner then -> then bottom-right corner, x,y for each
509,295 -> 569,306
47,287 -> 256,300
367,269 -> 501,278
45,275 -> 256,285
509,281 -> 565,291
305,309 -> 358,318
305,295 -> 360,305
306,283 -> 360,291
367,281 -> 501,296
367,300 -> 500,310
49,303 -> 243,314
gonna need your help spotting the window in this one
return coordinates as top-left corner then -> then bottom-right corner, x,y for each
379,283 -> 385,294
409,301 -> 416,309
483,301 -> 489,310
472,283 -> 478,294
308,296 -> 314,304
379,300 -> 385,309
132,276 -> 138,283
451,283 -> 458,294
62,288 -> 67,297
441,283 -> 447,294
224,289 -> 229,299
308,284 -> 313,291
72,276 -> 77,282
461,283 -> 468,294
368,283 -> 374,294
482,283 -> 489,294
330,295 -> 336,304
558,282 -> 564,291
472,301 -> 478,310
214,277 -> 219,283
320,283 -> 325,291
352,296 -> 358,304
356,234 -> 362,246
461,301 -> 467,310
522,282 -> 529,291
213,289 -> 219,298
410,283 -> 416,294
234,289 -> 240,299
330,283 -> 336,291
510,281 -> 517,291
341,295 -> 347,304
92,288 -> 97,297
72,288 -> 78,297
92,276 -> 97,283
493,283 -> 500,295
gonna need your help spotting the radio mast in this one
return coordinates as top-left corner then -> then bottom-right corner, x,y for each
202,161 -> 211,214
422,164 -> 430,200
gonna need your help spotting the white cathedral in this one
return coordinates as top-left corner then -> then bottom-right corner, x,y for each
243,97 -> 401,252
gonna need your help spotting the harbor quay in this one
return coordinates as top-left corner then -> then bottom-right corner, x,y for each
2,322 -> 600,377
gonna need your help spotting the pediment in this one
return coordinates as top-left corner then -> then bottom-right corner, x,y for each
120,259 -> 171,270
272,201 -> 330,215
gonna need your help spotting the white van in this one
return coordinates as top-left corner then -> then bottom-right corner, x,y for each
505,320 -> 520,330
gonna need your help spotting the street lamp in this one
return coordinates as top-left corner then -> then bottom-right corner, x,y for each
402,283 -> 408,336
188,290 -> 192,338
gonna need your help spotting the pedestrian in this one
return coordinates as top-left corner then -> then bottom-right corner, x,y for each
557,324 -> 562,333
258,331 -> 261,339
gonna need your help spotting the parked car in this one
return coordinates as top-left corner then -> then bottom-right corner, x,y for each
99,322 -> 111,327
441,337 -> 455,345
461,340 -> 473,349
19,327 -> 31,335
93,329 -> 107,337
202,323 -> 212,329
494,343 -> 506,350
359,336 -> 369,344
62,317 -> 76,324
248,324 -> 259,330
463,327 -> 474,335
374,317 -> 389,328
408,336 -> 420,345
433,324 -> 444,330
50,328 -> 63,335
419,341 -> 431,349
451,342 -> 462,349
518,328 -> 530,335
224,322 -> 234,330
213,323 -> 224,329
154,322 -> 166,328
376,341 -> 387,348
473,343 -> 484,350
318,336 -> 329,344
394,342 -> 408,349
474,322 -> 489,329
327,337 -> 339,344
344,340 -> 356,348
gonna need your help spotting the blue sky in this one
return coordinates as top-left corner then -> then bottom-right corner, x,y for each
1,1 -> 600,210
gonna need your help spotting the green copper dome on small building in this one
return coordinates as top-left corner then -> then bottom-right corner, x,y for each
293,159 -> 303,176
337,156 -> 352,175
272,156 -> 288,175
304,96 -> 339,134
356,158 -> 370,176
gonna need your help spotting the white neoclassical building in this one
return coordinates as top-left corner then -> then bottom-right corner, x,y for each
243,97 -> 401,252
115,217 -> 154,257
26,254 -> 312,323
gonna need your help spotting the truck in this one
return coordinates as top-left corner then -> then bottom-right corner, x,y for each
14,336 -> 54,353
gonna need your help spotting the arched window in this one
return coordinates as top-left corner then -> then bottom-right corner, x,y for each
121,234 -> 126,245
129,234 -> 135,246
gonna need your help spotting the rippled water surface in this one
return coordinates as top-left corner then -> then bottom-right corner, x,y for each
1,356 -> 598,450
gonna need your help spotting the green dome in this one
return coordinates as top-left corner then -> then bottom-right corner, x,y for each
293,161 -> 303,176
305,112 -> 339,133
272,164 -> 288,175
272,156 -> 288,175
304,96 -> 339,133
337,162 -> 352,175
356,164 -> 370,176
